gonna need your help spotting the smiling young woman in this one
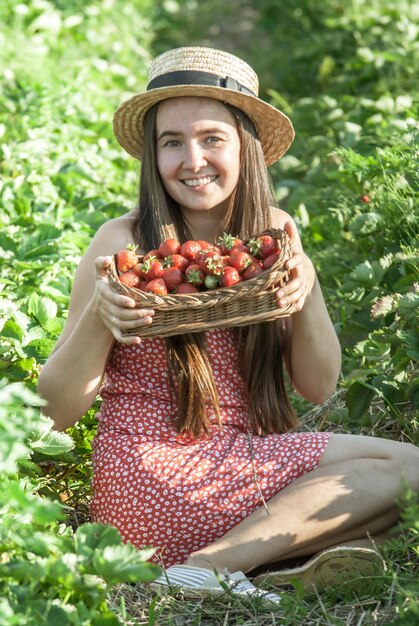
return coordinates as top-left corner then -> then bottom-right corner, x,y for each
37,46 -> 419,601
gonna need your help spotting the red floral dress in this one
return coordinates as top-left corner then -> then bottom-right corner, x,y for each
91,328 -> 331,567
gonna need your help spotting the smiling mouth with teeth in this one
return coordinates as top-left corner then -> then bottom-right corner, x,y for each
182,176 -> 217,187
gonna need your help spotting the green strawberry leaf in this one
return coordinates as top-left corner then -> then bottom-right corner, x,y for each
27,293 -> 57,326
345,381 -> 375,420
92,544 -> 159,585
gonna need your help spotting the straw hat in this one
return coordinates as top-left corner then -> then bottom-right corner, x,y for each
113,47 -> 294,166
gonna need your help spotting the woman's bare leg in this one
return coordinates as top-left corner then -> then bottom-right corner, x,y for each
185,434 -> 419,573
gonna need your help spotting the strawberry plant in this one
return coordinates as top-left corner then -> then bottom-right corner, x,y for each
0,383 -> 160,625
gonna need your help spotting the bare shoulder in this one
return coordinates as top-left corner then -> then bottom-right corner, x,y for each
269,206 -> 296,230
87,214 -> 138,257
73,213 -> 140,298
53,215 -> 139,349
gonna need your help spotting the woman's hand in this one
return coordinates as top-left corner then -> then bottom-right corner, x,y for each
94,256 -> 154,344
275,220 -> 316,313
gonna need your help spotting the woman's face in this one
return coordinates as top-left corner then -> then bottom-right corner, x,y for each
155,97 -> 241,218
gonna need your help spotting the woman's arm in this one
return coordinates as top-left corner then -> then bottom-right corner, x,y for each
270,210 -> 341,403
37,217 -> 154,430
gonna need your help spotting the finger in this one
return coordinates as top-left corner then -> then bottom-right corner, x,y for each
99,280 -> 137,309
113,328 -> 142,345
95,255 -> 114,277
110,310 -> 155,329
293,293 -> 307,312
95,256 -> 140,308
283,220 -> 304,255
109,312 -> 154,344
285,252 -> 304,272
283,220 -> 295,240
276,281 -> 307,308
283,220 -> 300,243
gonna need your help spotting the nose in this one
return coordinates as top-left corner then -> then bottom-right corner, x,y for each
183,141 -> 207,171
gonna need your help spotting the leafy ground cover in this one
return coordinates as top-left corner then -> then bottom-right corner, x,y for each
0,0 -> 418,624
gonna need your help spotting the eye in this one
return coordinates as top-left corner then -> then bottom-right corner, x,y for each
163,139 -> 181,148
206,136 -> 221,144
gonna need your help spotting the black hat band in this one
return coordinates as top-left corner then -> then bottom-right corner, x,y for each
147,70 -> 255,97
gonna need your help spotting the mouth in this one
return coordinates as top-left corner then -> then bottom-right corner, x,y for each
181,175 -> 218,188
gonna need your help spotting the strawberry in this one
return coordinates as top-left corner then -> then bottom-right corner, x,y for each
180,240 -> 202,261
228,249 -> 253,273
204,274 -> 220,290
133,262 -> 145,278
220,266 -> 242,287
163,267 -> 183,292
142,258 -> 165,281
198,250 -> 224,275
249,235 -> 279,259
145,278 -> 168,295
215,233 -> 237,254
360,194 -> 371,203
144,248 -> 162,260
196,239 -> 212,251
119,270 -> 140,288
177,282 -> 199,294
159,238 -> 181,257
164,253 -> 189,273
116,245 -> 138,272
195,245 -> 220,267
185,264 -> 205,286
263,251 -> 281,269
242,261 -> 264,280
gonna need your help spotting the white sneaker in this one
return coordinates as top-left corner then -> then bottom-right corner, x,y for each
151,564 -> 281,604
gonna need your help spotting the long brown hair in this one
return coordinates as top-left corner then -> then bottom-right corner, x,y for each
132,100 -> 297,437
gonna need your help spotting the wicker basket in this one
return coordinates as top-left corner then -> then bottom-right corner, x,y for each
107,228 -> 293,338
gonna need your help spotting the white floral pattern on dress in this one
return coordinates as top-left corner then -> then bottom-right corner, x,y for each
91,328 -> 331,567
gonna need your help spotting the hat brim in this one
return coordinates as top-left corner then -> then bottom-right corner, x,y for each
112,85 -> 294,166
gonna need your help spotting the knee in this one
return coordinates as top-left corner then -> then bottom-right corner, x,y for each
393,442 -> 419,491
396,441 -> 419,465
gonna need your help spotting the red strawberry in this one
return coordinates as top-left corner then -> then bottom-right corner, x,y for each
145,278 -> 168,295
360,194 -> 371,203
195,245 -> 219,267
177,282 -> 199,294
263,251 -> 281,269
164,253 -> 188,273
249,235 -> 279,259
196,239 -> 212,251
119,270 -> 140,288
142,258 -> 165,281
242,261 -> 264,280
199,250 -> 224,275
159,238 -> 181,257
180,240 -> 202,261
216,233 -> 242,255
116,246 -> 138,272
185,264 -> 205,286
144,248 -> 162,260
220,266 -> 242,287
163,267 -> 183,292
228,249 -> 252,273
133,262 -> 145,278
